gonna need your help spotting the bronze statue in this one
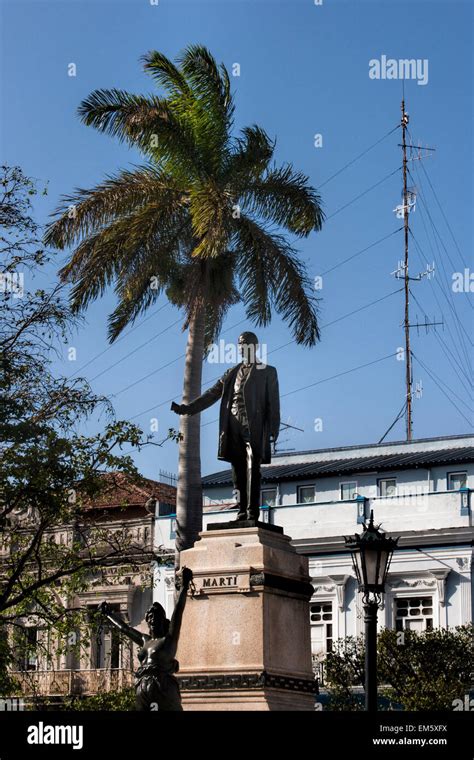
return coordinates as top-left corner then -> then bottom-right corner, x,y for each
172,332 -> 280,522
99,567 -> 193,711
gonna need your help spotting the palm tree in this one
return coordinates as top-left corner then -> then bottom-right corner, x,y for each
45,45 -> 324,556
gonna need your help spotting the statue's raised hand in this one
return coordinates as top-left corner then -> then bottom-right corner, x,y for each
181,566 -> 193,589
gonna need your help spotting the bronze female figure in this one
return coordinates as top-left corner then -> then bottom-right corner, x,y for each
99,567 -> 193,711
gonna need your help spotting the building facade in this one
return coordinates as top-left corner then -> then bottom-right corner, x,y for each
7,474 -> 176,702
153,434 -> 474,673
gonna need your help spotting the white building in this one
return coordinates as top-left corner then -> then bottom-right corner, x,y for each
153,434 -> 473,664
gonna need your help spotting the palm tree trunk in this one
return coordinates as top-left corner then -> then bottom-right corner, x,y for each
175,304 -> 206,561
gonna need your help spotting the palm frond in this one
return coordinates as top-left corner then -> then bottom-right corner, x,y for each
77,89 -> 163,142
44,166 -> 184,249
77,89 -> 204,178
240,164 -> 324,235
60,199 -> 188,312
236,216 -> 320,345
189,185 -> 233,258
178,45 -> 233,115
224,125 -> 274,182
177,45 -> 234,173
141,50 -> 190,97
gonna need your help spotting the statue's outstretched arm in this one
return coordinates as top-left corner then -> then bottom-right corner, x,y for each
99,602 -> 145,647
171,368 -> 233,416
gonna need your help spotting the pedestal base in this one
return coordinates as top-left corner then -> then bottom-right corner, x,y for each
181,681 -> 316,711
177,524 -> 316,711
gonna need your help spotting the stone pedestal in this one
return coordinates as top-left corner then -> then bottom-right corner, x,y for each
176,524 -> 316,710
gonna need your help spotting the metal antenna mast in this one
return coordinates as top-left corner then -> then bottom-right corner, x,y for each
395,99 -> 438,441
401,99 -> 413,440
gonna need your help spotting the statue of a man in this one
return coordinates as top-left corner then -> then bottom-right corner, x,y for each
99,567 -> 193,711
172,332 -> 280,522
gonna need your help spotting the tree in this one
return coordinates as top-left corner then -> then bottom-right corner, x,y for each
44,45 -> 324,554
0,166 -> 169,682
324,635 -> 365,711
324,626 -> 474,711
377,626 -> 473,711
63,687 -> 135,711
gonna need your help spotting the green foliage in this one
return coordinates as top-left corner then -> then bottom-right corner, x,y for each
0,166 -> 167,685
63,687 -> 136,711
377,625 -> 473,711
324,636 -> 365,711
0,628 -> 18,697
323,626 -> 474,711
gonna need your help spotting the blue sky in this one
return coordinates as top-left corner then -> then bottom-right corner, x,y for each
1,0 -> 472,480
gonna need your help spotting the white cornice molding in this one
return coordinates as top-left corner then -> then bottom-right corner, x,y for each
293,526 -> 474,555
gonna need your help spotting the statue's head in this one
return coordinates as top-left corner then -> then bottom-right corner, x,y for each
238,332 -> 258,364
145,602 -> 169,637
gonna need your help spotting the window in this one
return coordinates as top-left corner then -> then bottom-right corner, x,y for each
261,488 -> 277,507
90,607 -> 121,669
378,478 -> 397,497
395,597 -> 433,632
340,482 -> 358,500
447,472 -> 467,491
158,502 -> 175,517
310,602 -> 333,653
170,518 -> 177,539
297,485 -> 316,504
24,627 -> 38,671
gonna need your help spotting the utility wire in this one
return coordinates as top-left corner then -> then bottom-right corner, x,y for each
281,351 -> 398,399
407,295 -> 472,411
89,317 -> 183,383
70,231 -> 401,388
407,128 -> 471,274
412,352 -> 473,428
378,401 -> 407,444
72,226 -> 399,387
409,226 -> 472,373
411,235 -> 472,381
408,185 -> 467,369
410,163 -> 473,321
321,228 -> 402,276
414,357 -> 472,413
112,317 -> 248,399
70,303 -> 169,378
409,288 -> 472,393
127,290 -> 402,421
326,167 -> 401,220
420,160 -> 469,270
201,352 -> 399,428
318,125 -> 400,188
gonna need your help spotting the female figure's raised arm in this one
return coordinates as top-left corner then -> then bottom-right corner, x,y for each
99,602 -> 146,647
168,567 -> 193,655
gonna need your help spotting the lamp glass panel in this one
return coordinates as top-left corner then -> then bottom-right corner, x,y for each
377,548 -> 390,585
362,547 -> 379,587
353,551 -> 363,586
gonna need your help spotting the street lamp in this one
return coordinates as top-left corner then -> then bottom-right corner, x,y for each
345,510 -> 398,712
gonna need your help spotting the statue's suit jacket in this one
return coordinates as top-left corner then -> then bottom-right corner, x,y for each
183,362 -> 280,464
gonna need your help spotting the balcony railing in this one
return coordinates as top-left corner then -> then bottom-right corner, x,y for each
258,489 -> 471,540
10,668 -> 134,697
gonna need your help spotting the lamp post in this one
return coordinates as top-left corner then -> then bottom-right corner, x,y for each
345,510 -> 398,712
